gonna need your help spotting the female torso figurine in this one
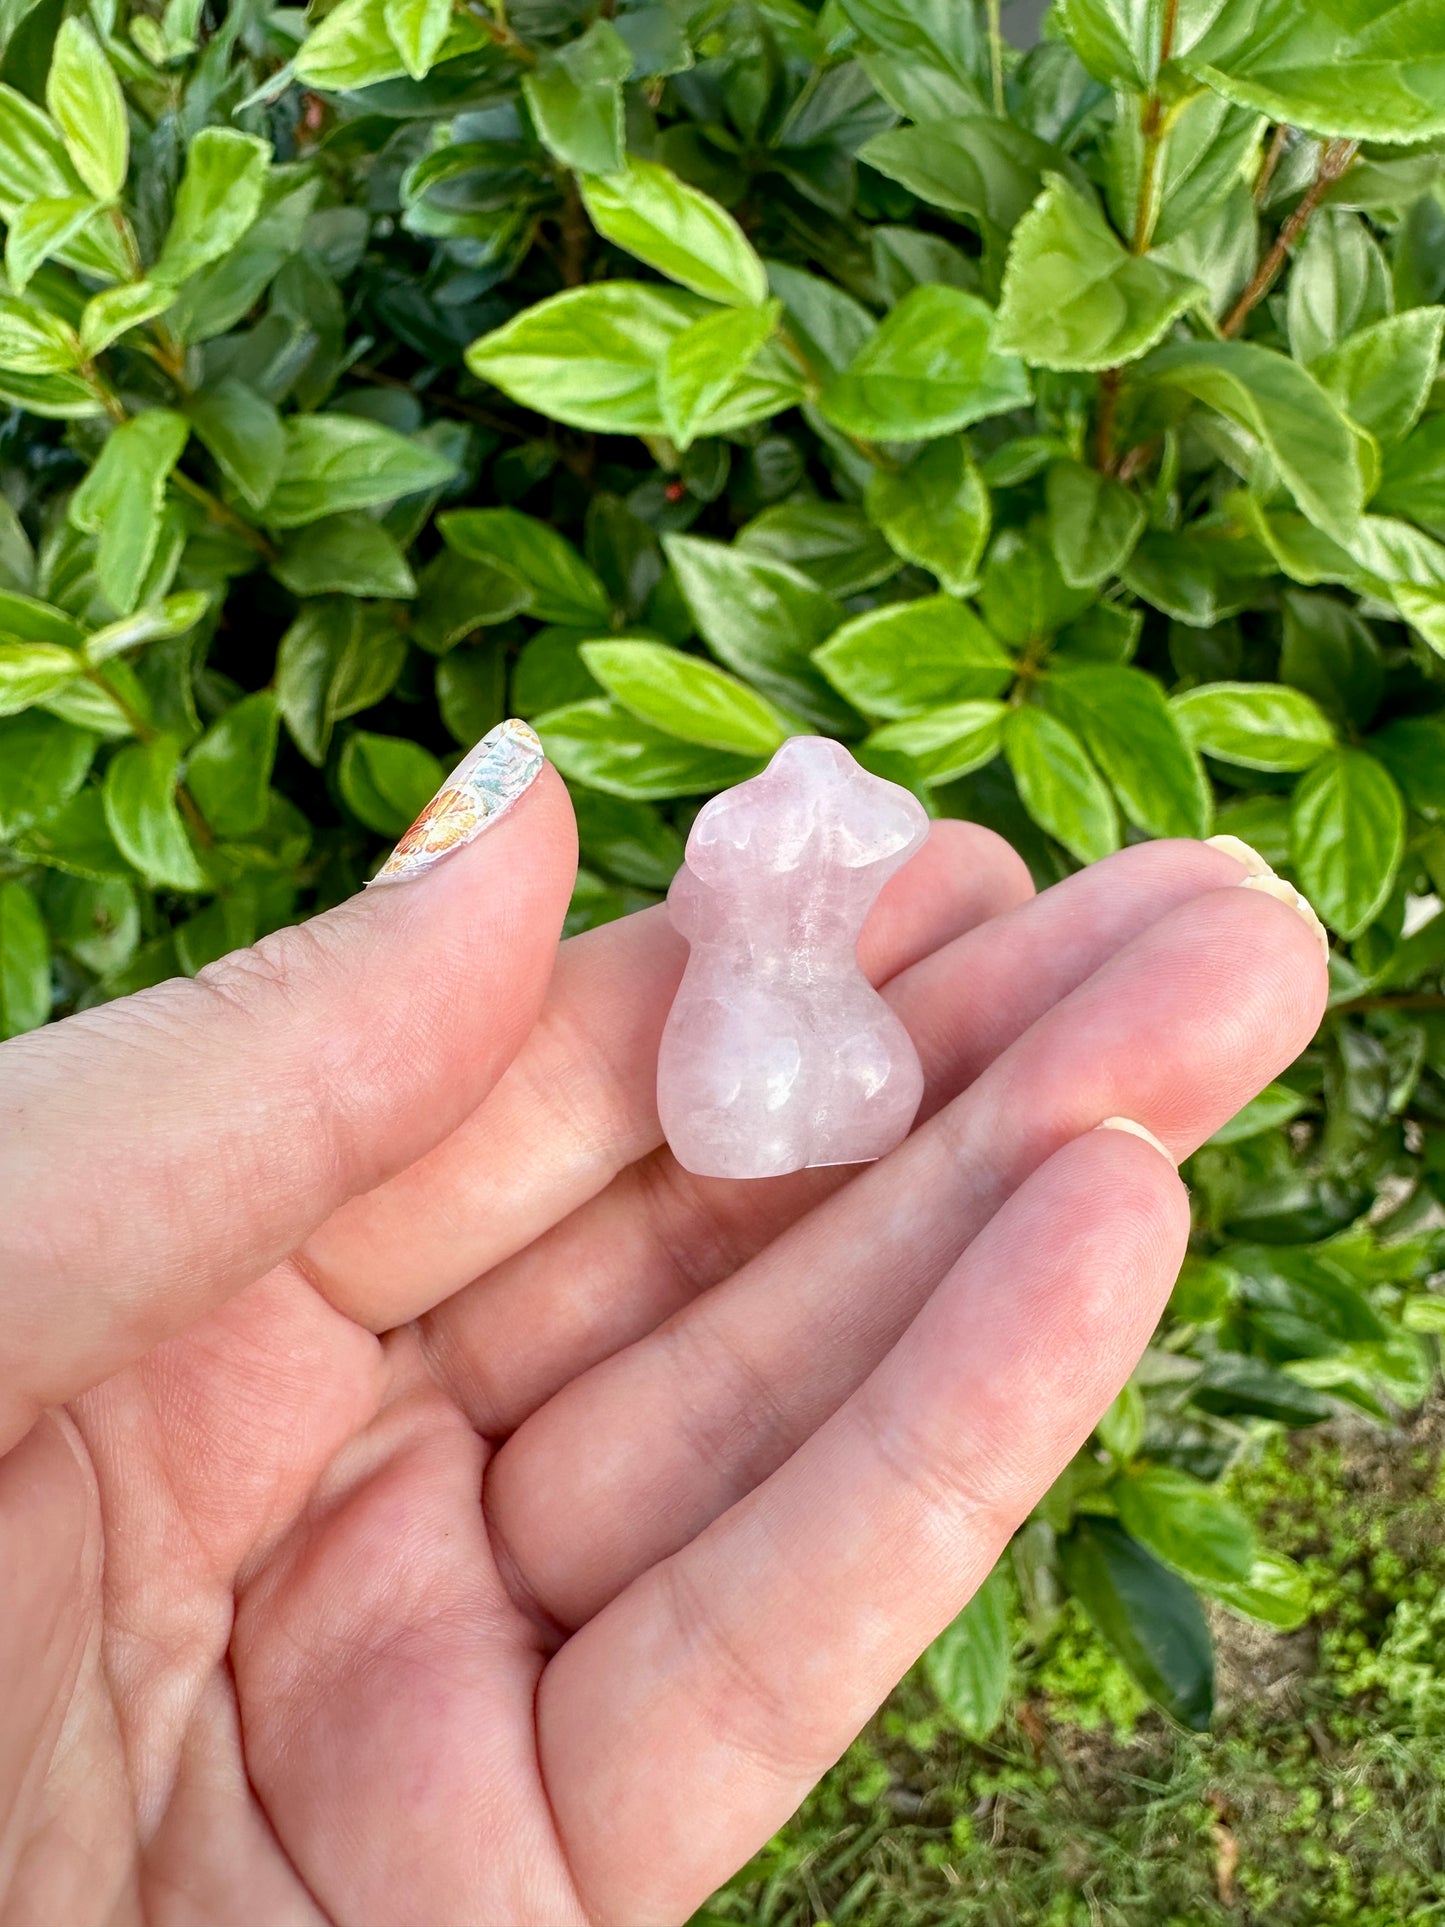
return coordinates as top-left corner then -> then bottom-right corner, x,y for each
657,735 -> 930,1179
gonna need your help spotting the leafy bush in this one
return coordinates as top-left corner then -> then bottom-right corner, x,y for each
3,0 -> 1445,1734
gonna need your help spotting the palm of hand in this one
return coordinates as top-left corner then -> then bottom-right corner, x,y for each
1,774 -> 1324,1927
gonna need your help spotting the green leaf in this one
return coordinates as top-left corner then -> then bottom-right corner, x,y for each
275,599 -> 407,765
411,550 -> 530,655
68,410 -> 189,616
1171,679 -> 1335,774
1204,1551 -> 1311,1631
1208,1081 -> 1312,1146
1312,308 -> 1443,444
1290,745 -> 1405,938
102,735 -> 206,890
820,284 -> 1031,441
0,879 -> 50,1037
1190,1352 -> 1333,1426
523,20 -> 632,176
262,414 -> 457,529
535,696 -> 763,799
1045,460 -> 1146,588
188,379 -> 285,514
767,261 -> 876,377
1114,1464 -> 1257,1587
923,1561 -> 1013,1742
338,730 -> 444,838
382,0 -> 451,81
78,280 -> 175,359
1286,210 -> 1391,366
859,117 -> 1058,251
1144,338 -> 1366,546
84,591 -> 209,666
1280,590 -> 1382,727
662,532 -> 856,731
866,699 -> 1007,784
995,176 -> 1203,372
1369,714 -> 1445,815
580,639 -> 795,754
979,524 -> 1093,644
0,296 -> 78,374
1004,704 -> 1120,864
0,711 -> 94,836
661,301 -> 779,449
437,644 -> 506,748
573,788 -> 683,889
0,83 -> 127,283
4,195 -> 99,296
1059,1516 -> 1214,1730
1346,514 -> 1445,653
185,690 -> 279,839
45,18 -> 128,203
737,503 -> 900,598
44,872 -> 138,976
272,514 -> 416,598
155,128 -> 270,286
1374,411 -> 1445,537
0,639 -> 83,716
1143,95 -> 1267,250
1183,0 -> 1445,144
581,159 -> 768,307
1055,0 -> 1168,88
440,508 -> 611,626
1043,664 -> 1211,838
866,439 -> 990,595
816,597 -> 1012,718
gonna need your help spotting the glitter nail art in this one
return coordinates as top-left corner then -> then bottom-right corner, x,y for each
369,718 -> 544,884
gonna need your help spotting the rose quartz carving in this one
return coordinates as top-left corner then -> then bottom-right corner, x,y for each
657,735 -> 930,1179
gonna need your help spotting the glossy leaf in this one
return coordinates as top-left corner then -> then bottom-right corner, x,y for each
1043,664 -> 1211,838
1114,1465 -> 1257,1587
581,160 -> 768,307
866,699 -> 1007,784
1172,682 -> 1336,772
660,301 -> 779,449
535,696 -> 763,799
102,736 -> 207,891
821,284 -> 1030,440
1045,460 -> 1146,588
45,19 -> 127,203
522,20 -> 631,177
263,415 -> 457,529
866,439 -> 990,594
440,509 -> 610,627
155,129 -> 269,285
1004,704 -> 1120,864
1059,1516 -> 1214,1730
1290,746 -> 1405,938
1311,307 -> 1444,444
186,691 -> 279,839
0,879 -> 50,1037
581,639 -> 795,755
923,1562 -> 1013,1742
816,597 -> 1012,719
339,730 -> 444,838
68,410 -> 189,616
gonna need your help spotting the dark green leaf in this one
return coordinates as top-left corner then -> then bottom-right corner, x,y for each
573,789 -> 683,889
440,508 -> 611,626
737,502 -> 900,598
0,878 -> 50,1036
338,730 -> 445,838
816,597 -> 1012,719
437,644 -> 506,748
275,599 -> 407,765
189,379 -> 285,513
866,439 -> 990,595
1043,664 -> 1211,838
1290,745 -> 1405,938
411,550 -> 530,655
1368,714 -> 1445,815
272,514 -> 416,598
1004,704 -> 1120,863
1045,460 -> 1146,588
1280,590 -> 1382,726
1190,1353 -> 1333,1426
821,284 -> 1030,440
0,710 -> 94,835
185,692 -> 279,839
1059,1516 -> 1214,1729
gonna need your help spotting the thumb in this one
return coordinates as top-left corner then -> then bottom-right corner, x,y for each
0,721 -> 576,1450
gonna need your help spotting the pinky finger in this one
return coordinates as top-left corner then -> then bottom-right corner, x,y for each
539,1123 -> 1188,1927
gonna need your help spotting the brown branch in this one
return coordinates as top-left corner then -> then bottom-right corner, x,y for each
1221,138 -> 1359,339
1332,993 -> 1445,1016
1253,122 -> 1290,206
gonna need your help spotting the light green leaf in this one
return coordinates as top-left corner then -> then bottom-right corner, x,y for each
85,591 -> 209,666
816,596 -> 1012,719
102,735 -> 206,890
262,414 -> 457,529
79,279 -> 175,358
339,730 -> 445,838
995,175 -> 1204,371
0,711 -> 94,837
523,20 -> 632,176
466,282 -> 699,436
294,0 -> 491,88
1311,307 -> 1444,444
1145,338 -> 1367,544
1205,1551 -> 1311,1631
0,638 -> 84,716
737,503 -> 900,598
581,639 -> 795,755
661,300 -> 779,449
866,699 -> 1007,784
0,879 -> 50,1037
923,1562 -> 1014,1742
45,18 -> 128,203
1114,1464 -> 1257,1587
1290,745 -> 1405,938
0,296 -> 78,374
155,128 -> 270,286
1346,515 -> 1445,653
1374,411 -> 1445,536
439,508 -> 611,626
185,690 -> 279,839
820,284 -> 1031,440
1004,704 -> 1120,863
1208,1081 -> 1312,1146
662,532 -> 855,731
1043,664 -> 1211,838
1183,0 -> 1445,144
3,194 -> 99,296
866,439 -> 990,595
1171,681 -> 1336,772
1286,210 -> 1391,366
382,0 -> 451,81
272,514 -> 416,598
581,159 -> 768,307
188,378 -> 285,513
535,696 -> 763,799
1055,0 -> 1168,88
859,117 -> 1058,249
68,410 -> 189,616
0,83 -> 128,282
1045,460 -> 1146,587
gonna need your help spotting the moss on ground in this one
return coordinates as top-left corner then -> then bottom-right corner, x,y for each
698,1398 -> 1445,1927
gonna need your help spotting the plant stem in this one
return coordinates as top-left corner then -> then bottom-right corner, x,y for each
986,0 -> 1004,116
84,665 -> 214,849
1253,121 -> 1291,205
1334,992 -> 1445,1015
1095,366 -> 1121,473
170,469 -> 276,559
1130,0 -> 1180,254
1221,137 -> 1359,339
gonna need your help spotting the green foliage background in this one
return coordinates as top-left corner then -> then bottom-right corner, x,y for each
4,0 -> 1445,1746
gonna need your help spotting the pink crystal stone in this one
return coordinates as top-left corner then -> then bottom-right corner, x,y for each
657,735 -> 930,1179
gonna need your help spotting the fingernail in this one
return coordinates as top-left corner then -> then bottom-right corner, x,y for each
1098,1115 -> 1176,1165
368,719 -> 545,886
1240,872 -> 1331,965
1204,832 -> 1273,879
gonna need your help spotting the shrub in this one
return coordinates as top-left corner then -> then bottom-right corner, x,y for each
2,0 -> 1445,1732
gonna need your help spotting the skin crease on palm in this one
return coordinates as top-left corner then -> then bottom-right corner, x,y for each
0,763 -> 1329,1927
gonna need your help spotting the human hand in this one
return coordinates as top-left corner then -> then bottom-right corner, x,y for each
0,751 -> 1327,1926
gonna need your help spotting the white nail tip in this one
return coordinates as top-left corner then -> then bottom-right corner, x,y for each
1203,832 -> 1273,878
1238,872 -> 1331,963
1097,1115 -> 1176,1165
